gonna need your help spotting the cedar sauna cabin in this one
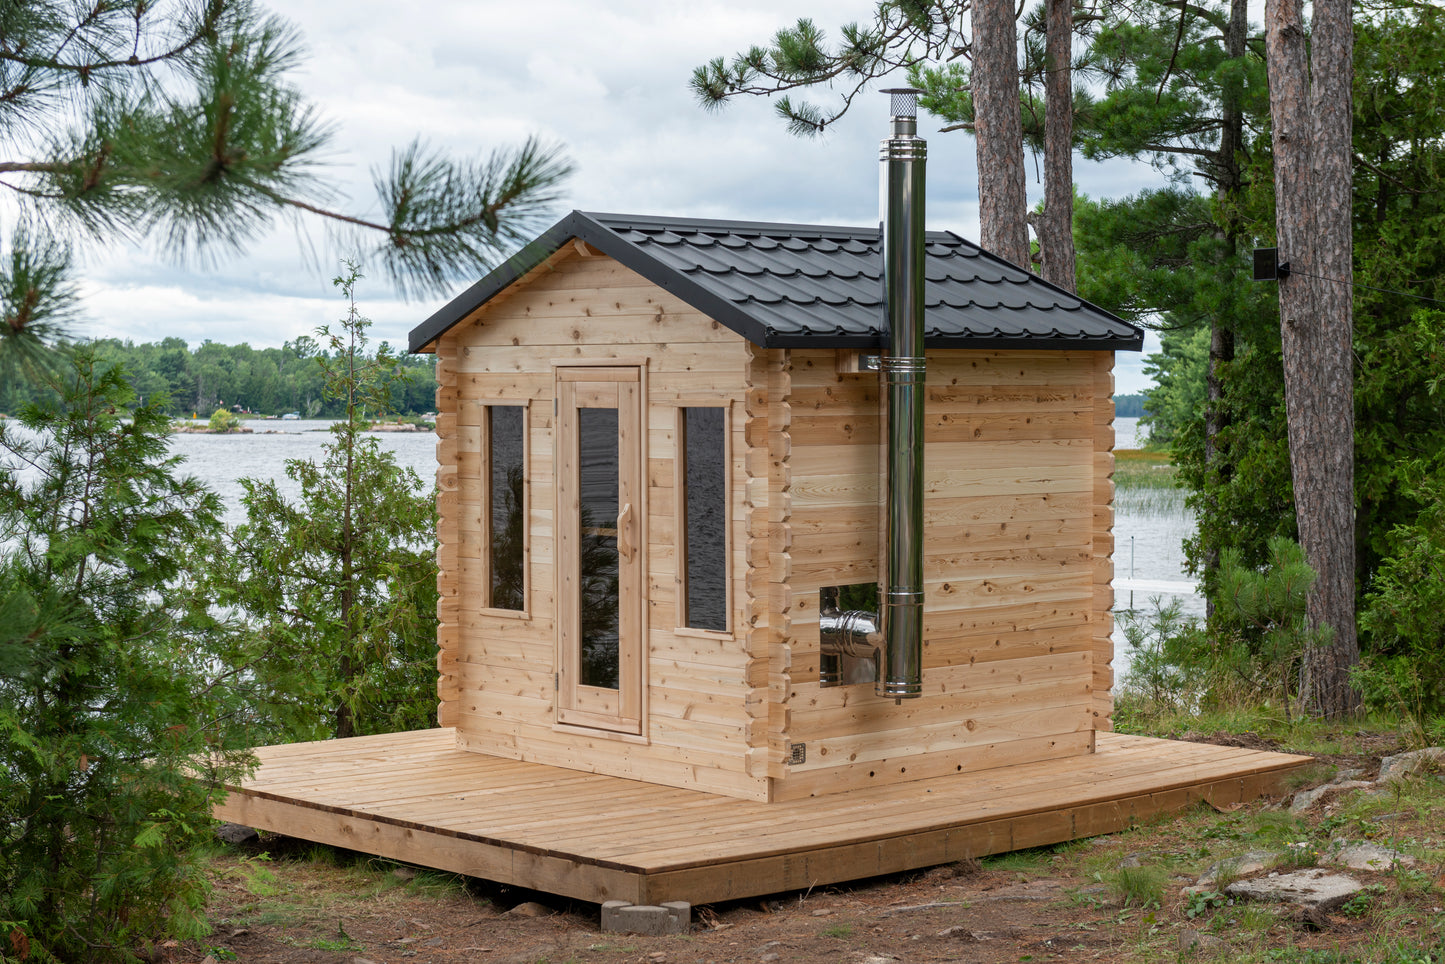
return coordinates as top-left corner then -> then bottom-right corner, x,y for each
215,93 -> 1309,906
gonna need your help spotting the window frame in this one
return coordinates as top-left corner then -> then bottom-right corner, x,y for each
552,363 -> 647,737
674,400 -> 733,638
478,400 -> 530,619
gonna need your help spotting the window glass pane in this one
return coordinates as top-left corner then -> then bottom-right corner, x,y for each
487,406 -> 525,610
578,407 -> 620,689
683,407 -> 727,632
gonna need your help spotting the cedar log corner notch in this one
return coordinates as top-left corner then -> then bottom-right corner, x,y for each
214,96 -> 1310,905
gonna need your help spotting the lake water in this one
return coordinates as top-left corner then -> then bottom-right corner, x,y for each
8,414 -> 1196,684
167,419 -> 438,524
177,417 -> 1201,682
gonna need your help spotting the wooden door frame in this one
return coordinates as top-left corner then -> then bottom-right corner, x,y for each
553,361 -> 648,737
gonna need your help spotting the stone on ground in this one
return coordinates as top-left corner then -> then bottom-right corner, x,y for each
215,823 -> 260,845
601,900 -> 691,935
1196,850 -> 1277,886
1378,748 -> 1445,784
1291,780 -> 1374,813
1224,869 -> 1364,911
1321,840 -> 1415,871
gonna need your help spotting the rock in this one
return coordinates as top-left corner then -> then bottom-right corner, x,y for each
1379,748 -> 1445,783
760,955 -> 780,963
1179,929 -> 1229,954
811,908 -> 833,916
214,822 -> 259,845
1225,869 -> 1364,911
506,901 -> 551,918
1290,781 -> 1373,813
1196,850 -> 1277,885
1320,840 -> 1415,871
1117,853 -> 1144,869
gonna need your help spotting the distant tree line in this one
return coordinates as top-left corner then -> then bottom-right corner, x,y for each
1115,394 -> 1147,419
0,337 -> 439,419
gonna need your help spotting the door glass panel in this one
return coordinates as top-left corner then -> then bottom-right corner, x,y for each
683,407 -> 727,632
578,406 -> 620,690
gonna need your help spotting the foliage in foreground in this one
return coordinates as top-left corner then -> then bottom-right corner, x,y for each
0,351 -> 252,961
206,268 -> 438,742
1117,537 -> 1326,722
1359,462 -> 1445,746
0,0 -> 571,379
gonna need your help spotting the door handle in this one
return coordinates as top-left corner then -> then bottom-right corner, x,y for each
617,502 -> 634,560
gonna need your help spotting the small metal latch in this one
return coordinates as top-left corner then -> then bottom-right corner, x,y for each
788,743 -> 806,765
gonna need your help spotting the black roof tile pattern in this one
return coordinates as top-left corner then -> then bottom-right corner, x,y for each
408,211 -> 1143,354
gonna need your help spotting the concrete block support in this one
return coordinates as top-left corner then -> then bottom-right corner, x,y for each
601,900 -> 691,935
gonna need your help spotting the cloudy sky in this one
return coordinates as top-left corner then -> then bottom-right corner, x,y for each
72,0 -> 1169,394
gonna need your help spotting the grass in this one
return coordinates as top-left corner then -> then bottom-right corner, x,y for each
1114,448 -> 1179,486
1106,864 -> 1168,909
214,846 -> 478,933
981,843 -> 1075,874
1114,448 -> 1190,517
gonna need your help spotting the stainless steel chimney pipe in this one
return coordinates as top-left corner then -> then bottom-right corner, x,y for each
877,88 -> 927,700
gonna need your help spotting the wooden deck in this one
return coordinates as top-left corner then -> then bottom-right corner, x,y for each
215,729 -> 1310,906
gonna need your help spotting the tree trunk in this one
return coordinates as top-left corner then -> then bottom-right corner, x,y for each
1040,0 -> 1076,292
1203,0 -> 1247,619
973,0 -> 1031,267
1265,0 -> 1360,717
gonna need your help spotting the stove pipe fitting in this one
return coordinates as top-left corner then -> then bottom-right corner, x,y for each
876,87 -> 927,701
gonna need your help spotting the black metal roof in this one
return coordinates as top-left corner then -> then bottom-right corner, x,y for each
408,211 -> 1143,354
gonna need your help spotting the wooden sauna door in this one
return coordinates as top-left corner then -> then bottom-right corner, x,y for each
554,367 -> 644,734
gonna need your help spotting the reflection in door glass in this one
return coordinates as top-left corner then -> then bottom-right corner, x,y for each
578,407 -> 620,689
683,407 -> 727,631
488,406 -> 525,610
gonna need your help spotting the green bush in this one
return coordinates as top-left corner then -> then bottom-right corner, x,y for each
208,407 -> 241,432
205,267 -> 437,742
0,351 -> 251,960
1118,538 -> 1323,721
1359,463 -> 1445,744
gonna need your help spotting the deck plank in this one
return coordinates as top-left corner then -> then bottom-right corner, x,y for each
215,728 -> 1309,904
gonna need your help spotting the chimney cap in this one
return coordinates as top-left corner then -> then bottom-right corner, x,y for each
879,87 -> 921,119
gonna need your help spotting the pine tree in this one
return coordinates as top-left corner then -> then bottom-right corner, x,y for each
206,265 -> 438,741
0,1 -> 571,371
0,349 -> 251,960
690,1 -> 1065,284
1265,0 -> 1358,716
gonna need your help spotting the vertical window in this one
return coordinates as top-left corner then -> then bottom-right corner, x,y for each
485,404 -> 526,612
679,406 -> 728,633
577,407 -> 621,688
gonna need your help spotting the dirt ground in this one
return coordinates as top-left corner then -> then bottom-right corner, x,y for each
180,732 -> 1445,964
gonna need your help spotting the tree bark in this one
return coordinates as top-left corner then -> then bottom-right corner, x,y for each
1265,0 -> 1360,716
973,0 -> 1031,267
1203,0 -> 1247,619
1040,0 -> 1077,292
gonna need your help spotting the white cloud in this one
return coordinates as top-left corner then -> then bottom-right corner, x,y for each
55,0 -> 1171,395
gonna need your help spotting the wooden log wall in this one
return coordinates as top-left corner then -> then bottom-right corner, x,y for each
435,249 -> 770,801
774,349 -> 1108,800
1091,353 -> 1116,729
